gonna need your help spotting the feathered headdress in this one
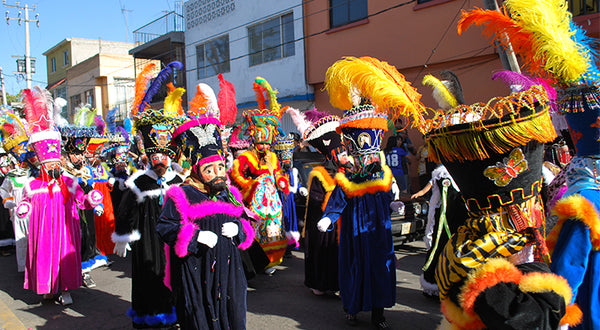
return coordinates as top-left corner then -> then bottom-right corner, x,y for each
242,76 -> 286,141
457,0 -> 597,84
324,56 -> 426,130
217,73 -> 237,126
253,76 -> 283,118
22,87 -> 62,163
164,82 -> 186,118
422,70 -> 466,110
188,83 -> 219,119
0,112 -> 33,162
132,61 -> 184,121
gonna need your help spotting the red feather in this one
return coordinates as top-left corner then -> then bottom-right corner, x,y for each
1,123 -> 16,136
253,82 -> 266,110
22,88 -> 50,133
217,73 -> 237,125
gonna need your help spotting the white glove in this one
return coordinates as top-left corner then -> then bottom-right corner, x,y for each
94,205 -> 104,216
317,217 -> 332,232
279,180 -> 287,189
197,230 -> 218,248
391,179 -> 400,201
299,187 -> 308,197
113,242 -> 131,257
221,222 -> 239,238
16,202 -> 31,218
4,200 -> 16,209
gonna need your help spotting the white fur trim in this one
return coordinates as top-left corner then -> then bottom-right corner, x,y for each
420,273 -> 439,297
29,130 -> 61,144
125,169 -> 183,203
111,230 -> 141,243
305,121 -> 340,141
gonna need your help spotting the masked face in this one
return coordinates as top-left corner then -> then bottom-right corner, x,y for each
330,146 -> 352,169
150,153 -> 170,177
197,160 -> 227,193
254,143 -> 270,155
68,154 -> 85,169
44,161 -> 63,179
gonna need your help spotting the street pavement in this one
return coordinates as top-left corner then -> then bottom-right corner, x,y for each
0,241 -> 442,329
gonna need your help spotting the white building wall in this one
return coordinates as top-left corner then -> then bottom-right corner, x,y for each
183,0 -> 312,109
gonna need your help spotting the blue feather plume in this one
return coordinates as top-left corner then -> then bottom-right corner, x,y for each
123,117 -> 132,133
106,107 -> 118,134
570,21 -> 600,84
138,61 -> 184,115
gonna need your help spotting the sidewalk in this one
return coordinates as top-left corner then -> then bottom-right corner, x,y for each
0,242 -> 442,329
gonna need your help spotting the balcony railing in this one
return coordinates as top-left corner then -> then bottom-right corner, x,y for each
568,0 -> 600,16
133,10 -> 184,44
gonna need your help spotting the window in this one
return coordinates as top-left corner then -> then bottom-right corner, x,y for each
248,13 -> 295,67
51,57 -> 56,73
330,0 -> 368,28
70,94 -> 81,118
114,78 -> 135,121
63,50 -> 70,66
568,0 -> 599,15
84,89 -> 94,107
196,35 -> 230,80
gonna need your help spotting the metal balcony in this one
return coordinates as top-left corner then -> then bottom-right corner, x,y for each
133,11 -> 184,44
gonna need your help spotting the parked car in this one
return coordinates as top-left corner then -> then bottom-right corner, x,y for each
390,193 -> 428,246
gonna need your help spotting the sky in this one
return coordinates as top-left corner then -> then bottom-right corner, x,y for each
0,0 -> 181,95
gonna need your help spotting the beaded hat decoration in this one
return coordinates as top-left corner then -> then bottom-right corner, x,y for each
131,61 -> 185,159
242,77 -> 286,145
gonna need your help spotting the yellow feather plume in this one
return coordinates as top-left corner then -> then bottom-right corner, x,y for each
422,74 -> 458,110
504,0 -> 589,83
324,56 -> 425,127
164,82 -> 185,118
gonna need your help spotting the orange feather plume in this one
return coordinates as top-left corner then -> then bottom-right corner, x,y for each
188,84 -> 210,118
253,82 -> 266,110
457,7 -> 550,81
131,63 -> 157,119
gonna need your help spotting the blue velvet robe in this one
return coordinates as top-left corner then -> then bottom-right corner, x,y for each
550,189 -> 600,330
322,168 -> 396,315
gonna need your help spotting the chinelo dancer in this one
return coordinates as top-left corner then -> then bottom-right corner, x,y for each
112,61 -> 185,328
157,79 -> 254,330
16,86 -> 102,305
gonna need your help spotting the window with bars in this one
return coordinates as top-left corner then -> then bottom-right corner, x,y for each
114,78 -> 135,121
248,13 -> 295,67
196,35 -> 230,80
330,0 -> 368,28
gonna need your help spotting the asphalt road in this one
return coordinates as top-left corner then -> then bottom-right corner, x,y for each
0,241 -> 442,329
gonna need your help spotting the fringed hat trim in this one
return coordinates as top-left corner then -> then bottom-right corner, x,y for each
557,84 -> 600,113
425,86 -> 556,163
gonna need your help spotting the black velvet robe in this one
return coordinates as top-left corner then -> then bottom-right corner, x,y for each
114,169 -> 183,328
304,166 -> 339,292
157,184 -> 248,330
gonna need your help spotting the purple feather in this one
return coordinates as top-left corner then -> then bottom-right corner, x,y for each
94,115 -> 105,135
138,61 -> 184,115
491,70 -> 536,92
117,126 -> 129,143
304,108 -> 329,122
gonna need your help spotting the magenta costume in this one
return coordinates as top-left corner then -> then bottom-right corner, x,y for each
20,172 -> 100,294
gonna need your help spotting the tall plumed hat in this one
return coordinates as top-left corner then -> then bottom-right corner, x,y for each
286,107 -> 343,158
58,105 -> 96,155
242,77 -> 286,144
22,86 -> 62,164
103,106 -> 132,164
458,0 -> 600,157
131,61 -> 186,159
324,56 -> 425,156
172,73 -> 237,168
0,112 -> 34,162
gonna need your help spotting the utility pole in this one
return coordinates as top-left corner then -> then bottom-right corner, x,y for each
482,0 -> 520,73
4,1 -> 39,90
0,67 -> 7,106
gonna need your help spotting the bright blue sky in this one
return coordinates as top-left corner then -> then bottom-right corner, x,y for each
0,0 -> 180,95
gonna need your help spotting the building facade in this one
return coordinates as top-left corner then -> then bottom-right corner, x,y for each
43,38 -> 136,121
183,0 -> 313,132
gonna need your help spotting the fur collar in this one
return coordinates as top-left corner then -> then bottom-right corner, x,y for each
547,194 -> 600,252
